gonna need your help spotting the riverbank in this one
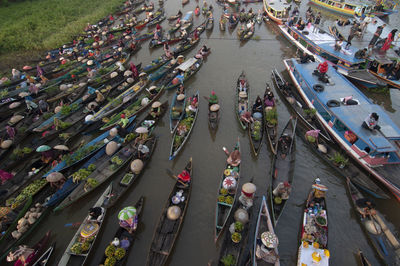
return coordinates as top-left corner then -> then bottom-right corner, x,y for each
0,0 -> 125,71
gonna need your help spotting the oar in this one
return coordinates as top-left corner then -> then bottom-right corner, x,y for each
165,169 -> 188,187
372,213 -> 400,256
64,222 -> 82,228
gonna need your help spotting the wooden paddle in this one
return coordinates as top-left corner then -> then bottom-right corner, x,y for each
165,169 -> 188,187
64,222 -> 82,228
372,213 -> 400,256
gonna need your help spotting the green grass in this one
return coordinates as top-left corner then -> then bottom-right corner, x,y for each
0,0 -> 125,56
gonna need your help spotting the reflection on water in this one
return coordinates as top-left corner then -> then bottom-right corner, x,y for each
11,1 -> 400,266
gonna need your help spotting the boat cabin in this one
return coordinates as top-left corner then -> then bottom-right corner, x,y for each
285,58 -> 400,166
310,0 -> 375,16
263,0 -> 290,24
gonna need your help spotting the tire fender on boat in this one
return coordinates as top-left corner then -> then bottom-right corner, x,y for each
313,84 -> 324,92
327,100 -> 340,107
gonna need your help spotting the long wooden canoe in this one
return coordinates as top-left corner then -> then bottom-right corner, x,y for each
249,96 -> 264,156
263,84 -> 278,155
347,178 -> 400,264
164,57 -> 203,90
252,196 -> 280,266
58,183 -> 112,266
99,197 -> 144,265
146,158 -> 192,266
215,139 -> 241,242
169,92 -> 187,134
169,91 -> 199,160
269,117 -> 297,226
235,71 -> 249,130
32,242 -> 55,266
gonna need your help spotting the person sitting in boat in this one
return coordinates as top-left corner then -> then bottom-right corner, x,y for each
305,129 -> 320,144
279,134 -> 291,158
356,198 -> 377,219
314,61 -> 329,80
188,95 -> 198,112
180,28 -> 188,39
354,48 -> 368,59
273,181 -> 292,200
309,179 -> 328,204
209,91 -> 218,105
342,96 -> 358,105
150,101 -> 162,118
7,245 -> 35,266
239,79 -> 247,92
41,149 -> 55,164
300,51 -> 315,64
88,207 -> 105,224
255,232 -> 279,263
362,112 -> 380,131
240,111 -> 254,125
226,148 -> 241,167
229,13 -> 236,24
195,5 -> 200,16
38,99 -> 50,114
264,90 -> 275,107
118,114 -> 130,129
137,143 -> 150,159
178,167 -> 191,184
252,96 -> 263,113
119,208 -> 138,234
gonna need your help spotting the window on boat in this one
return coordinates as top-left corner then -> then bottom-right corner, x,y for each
335,3 -> 343,8
344,4 -> 355,10
334,119 -> 348,132
321,53 -> 339,64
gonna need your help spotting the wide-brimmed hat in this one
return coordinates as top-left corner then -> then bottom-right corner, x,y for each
261,231 -> 279,249
139,72 -> 147,77
152,101 -> 161,108
46,172 -> 64,182
53,145 -> 69,151
177,94 -> 185,101
135,127 -> 148,134
210,104 -> 220,112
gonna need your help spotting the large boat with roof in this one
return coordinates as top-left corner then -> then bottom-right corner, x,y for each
309,0 -> 397,17
330,16 -> 400,89
283,57 -> 400,201
279,19 -> 386,89
262,0 -> 290,25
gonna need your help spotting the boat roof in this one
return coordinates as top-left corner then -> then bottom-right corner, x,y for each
291,59 -> 400,151
182,11 -> 193,22
264,0 -> 290,11
177,57 -> 197,71
291,22 -> 364,65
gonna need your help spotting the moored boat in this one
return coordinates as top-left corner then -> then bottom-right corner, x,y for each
263,0 -> 290,25
235,71 -> 249,130
263,84 -> 278,155
269,117 -> 297,226
284,57 -> 400,201
169,91 -> 199,160
146,158 -> 192,266
58,184 -> 112,266
170,91 -> 187,134
215,139 -> 241,242
297,181 -> 329,266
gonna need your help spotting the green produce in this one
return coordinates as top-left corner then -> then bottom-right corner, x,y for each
105,244 -> 116,257
81,241 -> 90,252
70,243 -> 82,254
105,257 -> 116,266
114,248 -> 126,260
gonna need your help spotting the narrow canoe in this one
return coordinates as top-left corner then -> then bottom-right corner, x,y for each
269,117 -> 297,226
297,182 -> 329,266
249,96 -> 265,156
146,158 -> 193,266
208,99 -> 220,132
263,84 -> 278,155
358,250 -> 372,266
236,71 -> 249,130
58,183 -> 112,266
164,57 -> 203,90
26,231 -> 51,266
206,17 -> 214,31
252,196 -> 280,266
32,242 -> 55,266
169,91 -> 200,160
215,139 -> 241,242
98,197 -> 144,265
347,178 -> 400,264
169,92 -> 187,134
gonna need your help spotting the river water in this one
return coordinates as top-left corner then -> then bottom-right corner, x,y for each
16,0 -> 400,265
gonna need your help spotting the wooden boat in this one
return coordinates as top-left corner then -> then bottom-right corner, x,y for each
252,196 -> 280,266
21,230 -> 51,266
58,184 -> 112,266
238,21 -> 255,41
100,85 -> 165,131
297,182 -> 329,266
269,117 -> 297,226
149,61 -> 178,82
208,97 -> 220,131
0,196 -> 32,248
219,15 -> 226,31
217,186 -> 254,266
227,14 -> 239,30
32,242 -> 55,266
164,57 -> 203,91
310,0 -> 377,16
206,17 -> 214,31
143,55 -> 171,73
271,69 -> 332,144
357,250 -> 372,266
263,84 -> 278,155
283,58 -> 400,201
149,36 -> 183,49
99,197 -> 144,265
135,8 -> 164,30
133,3 -> 154,14
215,139 -> 240,242
146,158 -> 193,266
170,37 -> 200,59
169,91 -> 199,160
347,178 -> 400,264
249,96 -> 264,156
135,31 -> 154,42
53,120 -> 138,211
168,22 -> 181,34
170,92 -> 187,134
235,71 -> 249,130
168,12 -> 183,21
147,13 -> 166,28
262,0 -> 290,24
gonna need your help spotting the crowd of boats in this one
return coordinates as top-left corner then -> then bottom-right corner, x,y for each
0,0 -> 399,265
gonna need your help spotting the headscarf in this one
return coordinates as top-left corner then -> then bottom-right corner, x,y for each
6,126 -> 16,139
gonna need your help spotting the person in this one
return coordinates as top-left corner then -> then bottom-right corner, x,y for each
120,236 -> 131,250
252,96 -> 263,113
195,5 -> 200,16
176,83 -> 185,95
88,207 -> 105,223
41,149 -> 55,164
300,51 -> 315,64
279,134 -> 291,158
150,102 -> 162,118
273,181 -> 292,200
381,29 -> 398,51
119,208 -> 138,234
305,129 -> 320,144
356,198 -> 376,218
297,20 -> 305,31
362,112 -> 380,130
386,63 -> 400,80
313,13 -> 321,33
240,111 -> 254,124
314,61 -> 329,80
239,78 -> 247,92
188,94 -> 198,112
177,167 -> 191,184
209,90 -> 218,105
354,48 -> 368,59
264,90 -> 275,107
95,90 -> 105,103
164,43 -> 172,58
346,23 -> 360,49
308,179 -> 328,204
0,169 -> 13,184
342,95 -> 358,105
7,245 -> 35,265
255,232 -> 279,263
118,114 -> 130,128
5,126 -> 16,140
25,95 -> 38,112
199,45 -> 210,56
334,38 -> 343,51
226,148 -> 241,167
137,143 -> 150,159
11,69 -> 21,80
369,24 -> 386,51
